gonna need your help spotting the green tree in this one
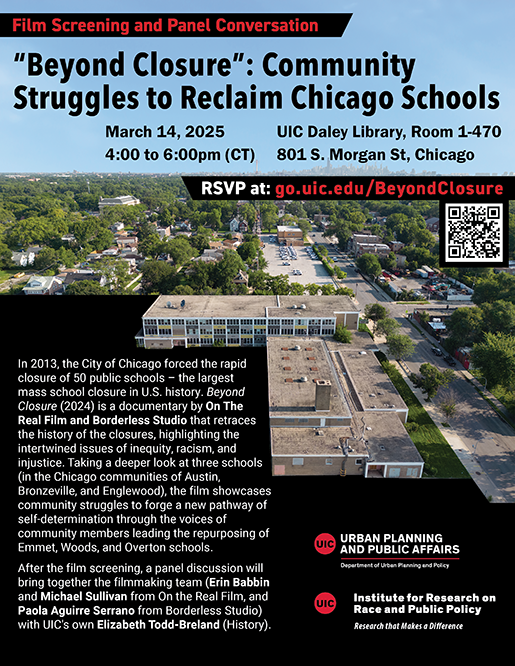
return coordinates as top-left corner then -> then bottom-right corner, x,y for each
380,251 -> 397,272
285,201 -> 307,218
375,317 -> 401,339
473,271 -> 515,305
141,259 -> 175,294
356,253 -> 382,276
386,333 -> 415,361
138,223 -> 163,258
166,236 -> 198,267
213,249 -> 246,293
335,286 -> 354,297
413,363 -> 455,400
264,273 -> 290,295
480,300 -> 515,336
159,207 -> 173,227
247,270 -> 268,292
73,216 -> 106,246
363,303 -> 389,333
190,226 -> 213,253
239,203 -> 257,230
0,241 -> 13,268
64,280 -> 109,295
88,227 -> 114,252
188,260 -> 214,291
296,218 -> 312,239
237,236 -> 261,264
320,284 -> 336,295
288,282 -> 306,296
260,201 -> 278,232
333,324 -> 352,343
471,332 -> 515,390
33,247 -> 61,273
445,306 -> 484,348
7,215 -> 52,247
206,208 -> 222,232
95,256 -> 133,293
57,246 -> 78,269
305,283 -> 321,296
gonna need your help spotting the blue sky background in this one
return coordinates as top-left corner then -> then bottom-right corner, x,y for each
1,0 -> 513,174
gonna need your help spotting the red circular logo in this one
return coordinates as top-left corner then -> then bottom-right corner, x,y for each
314,533 -> 336,554
315,592 -> 337,614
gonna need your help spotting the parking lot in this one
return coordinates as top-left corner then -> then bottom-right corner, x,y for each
261,235 -> 335,287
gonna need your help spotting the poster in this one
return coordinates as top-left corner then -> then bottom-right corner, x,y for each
4,0 -> 513,657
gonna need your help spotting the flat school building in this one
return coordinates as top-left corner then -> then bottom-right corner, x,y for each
136,295 -> 424,479
136,295 -> 360,348
268,337 -> 424,479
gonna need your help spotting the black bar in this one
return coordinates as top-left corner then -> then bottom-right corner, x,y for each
2,14 -> 352,38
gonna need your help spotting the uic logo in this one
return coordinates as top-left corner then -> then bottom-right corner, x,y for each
314,592 -> 337,614
314,533 -> 336,555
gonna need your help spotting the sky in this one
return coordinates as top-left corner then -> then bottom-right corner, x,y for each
0,0 -> 513,175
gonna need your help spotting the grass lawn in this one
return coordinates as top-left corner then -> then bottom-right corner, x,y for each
376,351 -> 470,479
0,267 -> 21,282
485,386 -> 515,418
0,268 -> 29,294
468,368 -> 515,421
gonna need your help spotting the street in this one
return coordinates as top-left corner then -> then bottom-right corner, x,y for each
260,226 -> 515,501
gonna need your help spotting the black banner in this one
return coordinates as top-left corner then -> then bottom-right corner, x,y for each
2,14 -> 352,38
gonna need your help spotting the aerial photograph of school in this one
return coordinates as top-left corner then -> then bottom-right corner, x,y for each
1,172 -> 514,500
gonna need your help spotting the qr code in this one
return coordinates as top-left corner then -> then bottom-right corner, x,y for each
444,203 -> 503,263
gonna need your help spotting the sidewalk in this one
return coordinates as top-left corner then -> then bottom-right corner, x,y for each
461,370 -> 515,428
390,355 -> 510,503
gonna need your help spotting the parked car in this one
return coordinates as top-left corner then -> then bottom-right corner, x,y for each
444,355 -> 456,366
431,347 -> 443,356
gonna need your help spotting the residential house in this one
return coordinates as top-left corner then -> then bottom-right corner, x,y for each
22,275 -> 62,295
425,217 -> 440,233
12,250 -> 35,267
229,217 -> 248,234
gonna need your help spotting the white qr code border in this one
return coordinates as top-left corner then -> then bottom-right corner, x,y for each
443,203 -> 504,265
